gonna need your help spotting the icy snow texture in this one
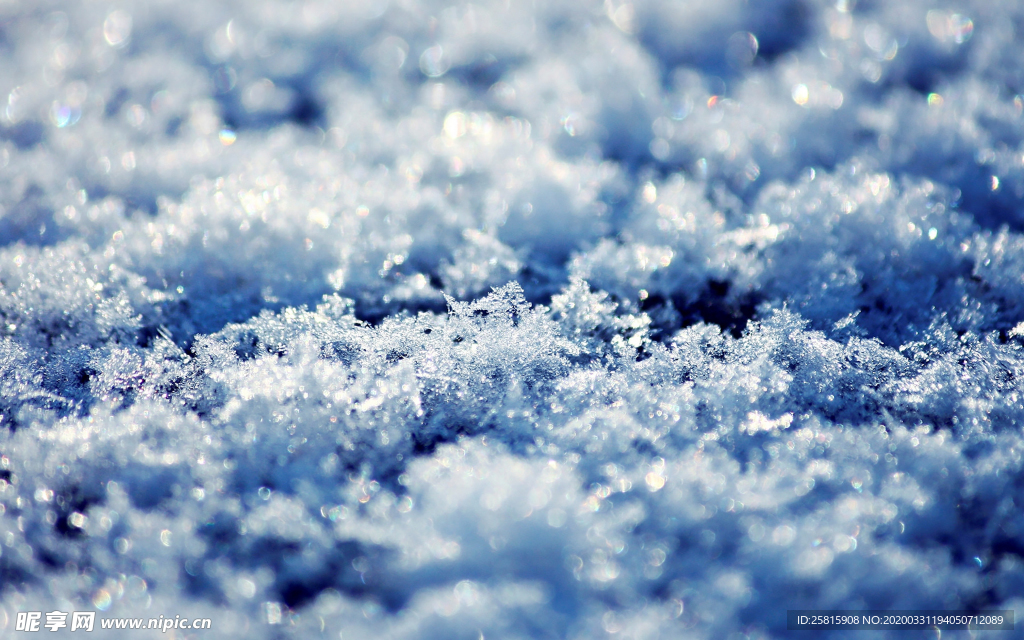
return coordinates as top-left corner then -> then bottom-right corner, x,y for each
2,0 -> 1024,637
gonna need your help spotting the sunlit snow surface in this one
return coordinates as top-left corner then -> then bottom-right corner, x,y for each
2,0 -> 1024,637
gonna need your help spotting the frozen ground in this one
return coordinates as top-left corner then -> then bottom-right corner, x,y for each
1,0 -> 1024,638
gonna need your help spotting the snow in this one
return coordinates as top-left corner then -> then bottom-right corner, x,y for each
2,0 -> 1024,637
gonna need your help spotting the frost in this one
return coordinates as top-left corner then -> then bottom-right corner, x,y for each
2,0 -> 1024,637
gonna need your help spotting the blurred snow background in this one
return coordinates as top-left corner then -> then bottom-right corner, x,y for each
1,0 -> 1024,637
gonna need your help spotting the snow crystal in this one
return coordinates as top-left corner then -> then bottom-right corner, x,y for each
2,0 -> 1024,637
